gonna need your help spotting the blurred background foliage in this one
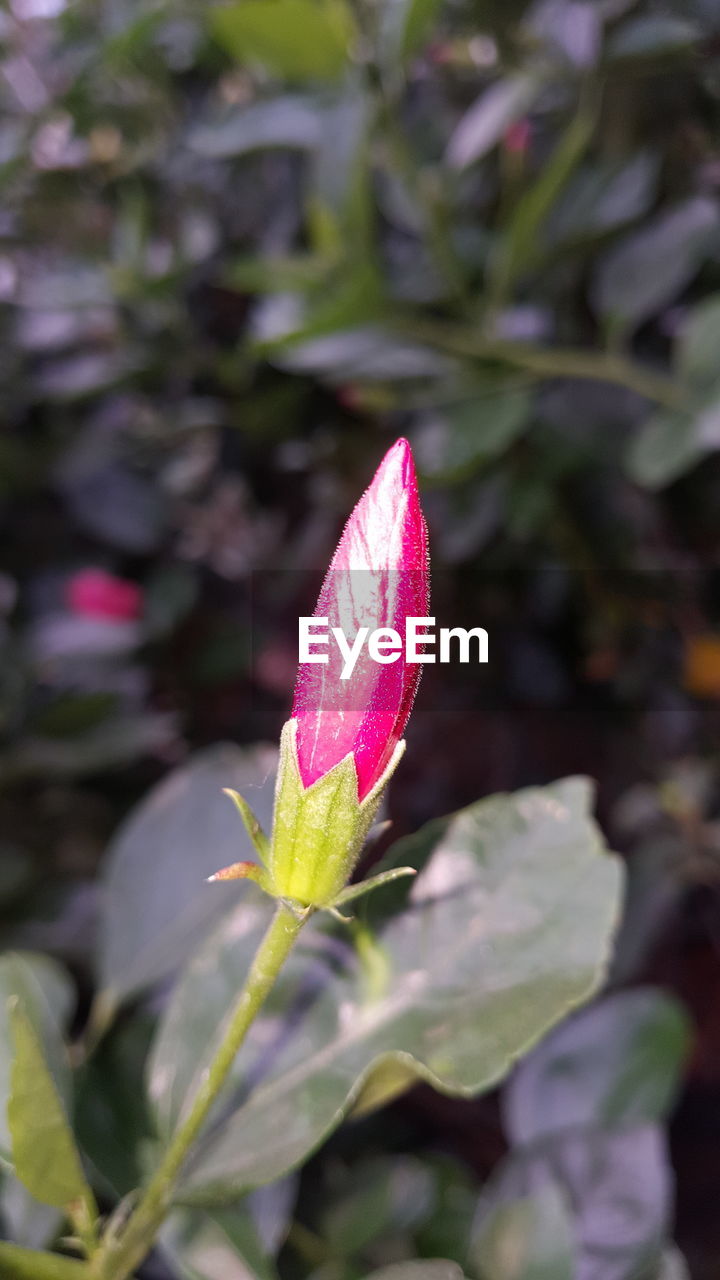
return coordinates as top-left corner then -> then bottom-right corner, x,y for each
3,0 -> 720,1274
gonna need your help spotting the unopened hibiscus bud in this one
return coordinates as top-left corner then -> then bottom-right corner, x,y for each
212,439 -> 428,909
270,438 -> 428,906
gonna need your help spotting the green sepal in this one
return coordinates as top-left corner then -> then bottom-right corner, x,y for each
328,866 -> 417,912
206,861 -> 272,894
268,719 -> 405,907
221,789 -> 270,865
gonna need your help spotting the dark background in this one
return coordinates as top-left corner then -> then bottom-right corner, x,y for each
2,0 -> 720,1274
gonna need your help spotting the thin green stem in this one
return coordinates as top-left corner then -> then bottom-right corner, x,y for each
93,902 -> 307,1280
395,317 -> 684,409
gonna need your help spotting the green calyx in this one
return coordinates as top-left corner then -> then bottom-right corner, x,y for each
211,719 -> 414,911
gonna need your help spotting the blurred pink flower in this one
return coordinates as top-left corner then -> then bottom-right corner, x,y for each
66,568 -> 142,622
503,118 -> 531,156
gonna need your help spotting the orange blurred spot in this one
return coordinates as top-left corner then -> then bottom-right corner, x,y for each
684,635 -> 720,697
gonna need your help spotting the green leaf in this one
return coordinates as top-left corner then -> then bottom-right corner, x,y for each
446,74 -> 543,170
97,744 -> 278,1009
678,294 -> 720,388
266,325 -> 456,381
591,197 -> 719,333
0,1242 -> 91,1280
546,152 -> 659,248
319,1155 -> 434,1254
416,386 -> 532,481
211,0 -> 353,82
399,0 -> 443,58
473,1126 -> 671,1280
627,391 -> 720,489
188,96 -> 323,157
607,16 -> 700,59
365,1267 -> 465,1280
473,1182 -> 574,1280
0,953 -> 75,1161
381,0 -> 444,63
8,1003 -> 95,1214
149,777 -> 622,1203
504,989 -> 690,1144
75,1014 -> 156,1198
161,1177 -> 296,1280
160,1207 -> 277,1280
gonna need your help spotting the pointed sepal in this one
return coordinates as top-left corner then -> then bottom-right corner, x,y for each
207,861 -> 271,895
328,866 -> 416,913
222,788 -> 270,865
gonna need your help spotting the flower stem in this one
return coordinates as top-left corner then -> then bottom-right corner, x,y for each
93,902 -> 307,1280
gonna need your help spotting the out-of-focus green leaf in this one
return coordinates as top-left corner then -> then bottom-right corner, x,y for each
627,391 -> 720,489
160,1207 -> 278,1280
266,326 -> 456,380
547,152 -> 659,247
415,1157 -> 480,1267
678,295 -> 720,388
400,0 -> 444,57
161,1177 -> 296,1280
504,989 -> 690,1145
365,1266 -> 465,1280
591,197 -> 720,332
0,1243 -> 91,1280
0,953 -> 74,1161
187,97 -> 323,157
319,1156 -> 434,1255
97,744 -> 278,1009
381,0 -> 444,62
607,15 -> 700,59
473,1182 -> 574,1280
446,74 -> 542,169
415,385 -> 532,480
211,0 -> 353,81
75,1015 -> 156,1198
8,1004 -> 94,1214
473,1126 -> 671,1280
148,778 -> 622,1203
282,266 -> 384,345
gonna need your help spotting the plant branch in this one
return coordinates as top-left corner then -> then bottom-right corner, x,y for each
92,902 -> 308,1280
395,318 -> 684,409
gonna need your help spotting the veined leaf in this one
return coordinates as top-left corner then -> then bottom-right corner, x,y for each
8,1003 -> 95,1216
148,777 -> 622,1203
0,953 -> 74,1161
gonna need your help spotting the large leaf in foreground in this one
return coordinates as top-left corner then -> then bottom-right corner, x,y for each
97,744 -> 278,1007
149,778 -> 622,1203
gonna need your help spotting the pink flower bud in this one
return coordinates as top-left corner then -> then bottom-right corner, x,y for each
292,438 -> 429,801
66,568 -> 143,622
